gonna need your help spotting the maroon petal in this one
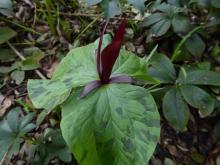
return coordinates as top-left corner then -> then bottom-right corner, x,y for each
110,75 -> 134,84
97,21 -> 109,79
100,19 -> 127,83
80,80 -> 102,98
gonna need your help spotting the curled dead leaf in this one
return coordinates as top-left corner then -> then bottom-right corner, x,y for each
46,60 -> 59,78
0,93 -> 13,117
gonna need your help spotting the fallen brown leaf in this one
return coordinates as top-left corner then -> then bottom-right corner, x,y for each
0,93 -> 13,117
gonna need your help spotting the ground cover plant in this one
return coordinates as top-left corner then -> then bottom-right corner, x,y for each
0,0 -> 220,164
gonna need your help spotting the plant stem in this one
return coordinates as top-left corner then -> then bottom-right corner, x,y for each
145,44 -> 158,64
171,26 -> 202,62
0,18 -> 42,35
75,15 -> 101,41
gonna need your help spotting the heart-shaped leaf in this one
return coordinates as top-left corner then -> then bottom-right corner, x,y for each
61,84 -> 160,165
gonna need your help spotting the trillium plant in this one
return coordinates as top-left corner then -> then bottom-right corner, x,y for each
28,19 -> 160,165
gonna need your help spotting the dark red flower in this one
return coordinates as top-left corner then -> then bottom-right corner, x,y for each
97,19 -> 127,83
80,19 -> 133,98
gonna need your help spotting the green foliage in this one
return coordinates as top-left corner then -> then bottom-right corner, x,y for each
28,35 -> 160,164
148,53 -> 220,131
27,129 -> 72,165
185,33 -> 205,58
177,69 -> 220,86
44,0 -> 57,35
0,0 -> 13,16
21,49 -> 44,71
127,0 -> 145,13
171,26 -> 202,61
11,70 -> 25,85
0,27 -> 17,44
0,108 -> 35,161
163,87 -> 190,131
148,53 -> 176,83
140,2 -> 188,37
180,85 -> 215,116
0,48 -> 16,62
141,0 -> 220,61
211,0 -> 220,8
0,47 -> 44,87
61,85 -> 160,164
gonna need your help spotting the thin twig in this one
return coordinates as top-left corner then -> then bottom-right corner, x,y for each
0,151 -> 8,165
0,18 -> 42,35
0,145 -> 12,165
75,15 -> 101,41
7,42 -> 47,80
171,26 -> 202,61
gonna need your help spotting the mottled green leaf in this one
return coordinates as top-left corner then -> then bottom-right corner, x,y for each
163,87 -> 190,131
0,27 -> 17,44
28,79 -> 71,110
61,84 -> 160,165
180,85 -> 215,116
